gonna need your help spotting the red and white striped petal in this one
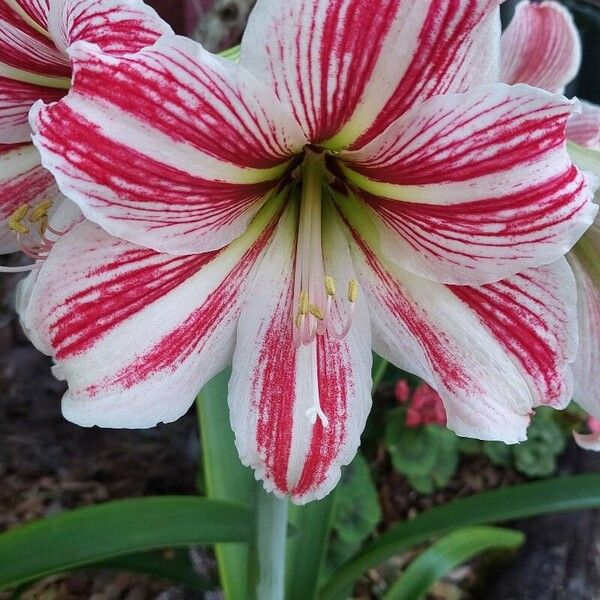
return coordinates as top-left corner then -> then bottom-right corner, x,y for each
19,198 -> 283,428
342,84 -> 598,285
241,0 -> 501,148
6,0 -> 50,32
501,1 -> 581,93
31,36 -> 307,255
568,222 -> 600,423
0,2 -> 69,82
0,142 -> 59,254
350,229 -> 577,442
230,204 -> 372,504
0,76 -> 63,142
48,0 -> 172,57
567,101 -> 600,150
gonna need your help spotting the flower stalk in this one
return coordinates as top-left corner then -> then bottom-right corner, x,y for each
249,485 -> 289,600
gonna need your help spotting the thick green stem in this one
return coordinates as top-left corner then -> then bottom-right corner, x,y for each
249,485 -> 289,600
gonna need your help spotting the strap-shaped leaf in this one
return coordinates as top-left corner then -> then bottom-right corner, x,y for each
101,550 -> 214,591
196,369 -> 255,600
384,526 -> 524,600
320,473 -> 600,599
0,497 -> 251,589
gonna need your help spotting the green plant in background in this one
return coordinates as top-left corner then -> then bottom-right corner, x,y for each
322,454 -> 382,582
385,399 -> 579,495
484,408 -> 569,478
385,409 -> 459,494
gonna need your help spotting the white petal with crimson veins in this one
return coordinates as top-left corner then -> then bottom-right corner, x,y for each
31,36 -> 307,255
347,219 -> 577,443
20,199 -> 282,429
48,0 -> 172,57
0,2 -> 69,79
501,0 -> 581,93
0,76 -> 63,143
241,0 -> 501,148
230,204 -> 372,504
342,84 -> 598,285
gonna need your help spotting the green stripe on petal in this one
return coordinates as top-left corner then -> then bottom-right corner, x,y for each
338,162 -> 427,202
3,0 -> 51,38
0,62 -> 70,88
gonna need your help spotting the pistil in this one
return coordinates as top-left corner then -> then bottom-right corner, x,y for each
292,150 -> 360,427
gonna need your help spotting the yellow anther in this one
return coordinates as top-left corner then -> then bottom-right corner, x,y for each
299,291 -> 309,315
8,204 -> 31,235
29,199 -> 53,223
324,276 -> 336,297
28,199 -> 53,235
348,279 -> 359,303
295,291 -> 310,329
309,305 -> 324,321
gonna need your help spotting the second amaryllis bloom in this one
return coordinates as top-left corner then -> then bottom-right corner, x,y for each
22,0 -> 598,503
0,0 -> 171,255
501,0 -> 600,447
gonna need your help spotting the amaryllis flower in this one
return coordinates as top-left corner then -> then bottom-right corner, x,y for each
502,0 -> 600,447
0,0 -> 171,256
21,0 -> 598,503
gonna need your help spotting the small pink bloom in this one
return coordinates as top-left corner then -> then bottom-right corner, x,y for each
574,416 -> 600,451
395,379 -> 410,404
405,384 -> 447,428
587,416 -> 600,434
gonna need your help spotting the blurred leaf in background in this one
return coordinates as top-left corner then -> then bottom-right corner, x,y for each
322,454 -> 382,582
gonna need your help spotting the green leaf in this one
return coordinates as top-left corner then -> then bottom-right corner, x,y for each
385,413 -> 438,477
383,527 -> 524,600
286,494 -> 336,600
372,353 -> 390,392
319,473 -> 600,600
196,369 -> 255,600
386,418 -> 459,493
513,417 -> 565,478
456,437 -> 481,456
322,454 -> 381,587
0,497 -> 251,590
483,441 -> 513,468
100,550 -> 213,591
333,455 -> 381,546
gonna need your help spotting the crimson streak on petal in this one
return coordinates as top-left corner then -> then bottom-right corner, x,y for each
450,267 -> 576,409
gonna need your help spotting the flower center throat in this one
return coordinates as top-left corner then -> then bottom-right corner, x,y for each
292,148 -> 358,350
